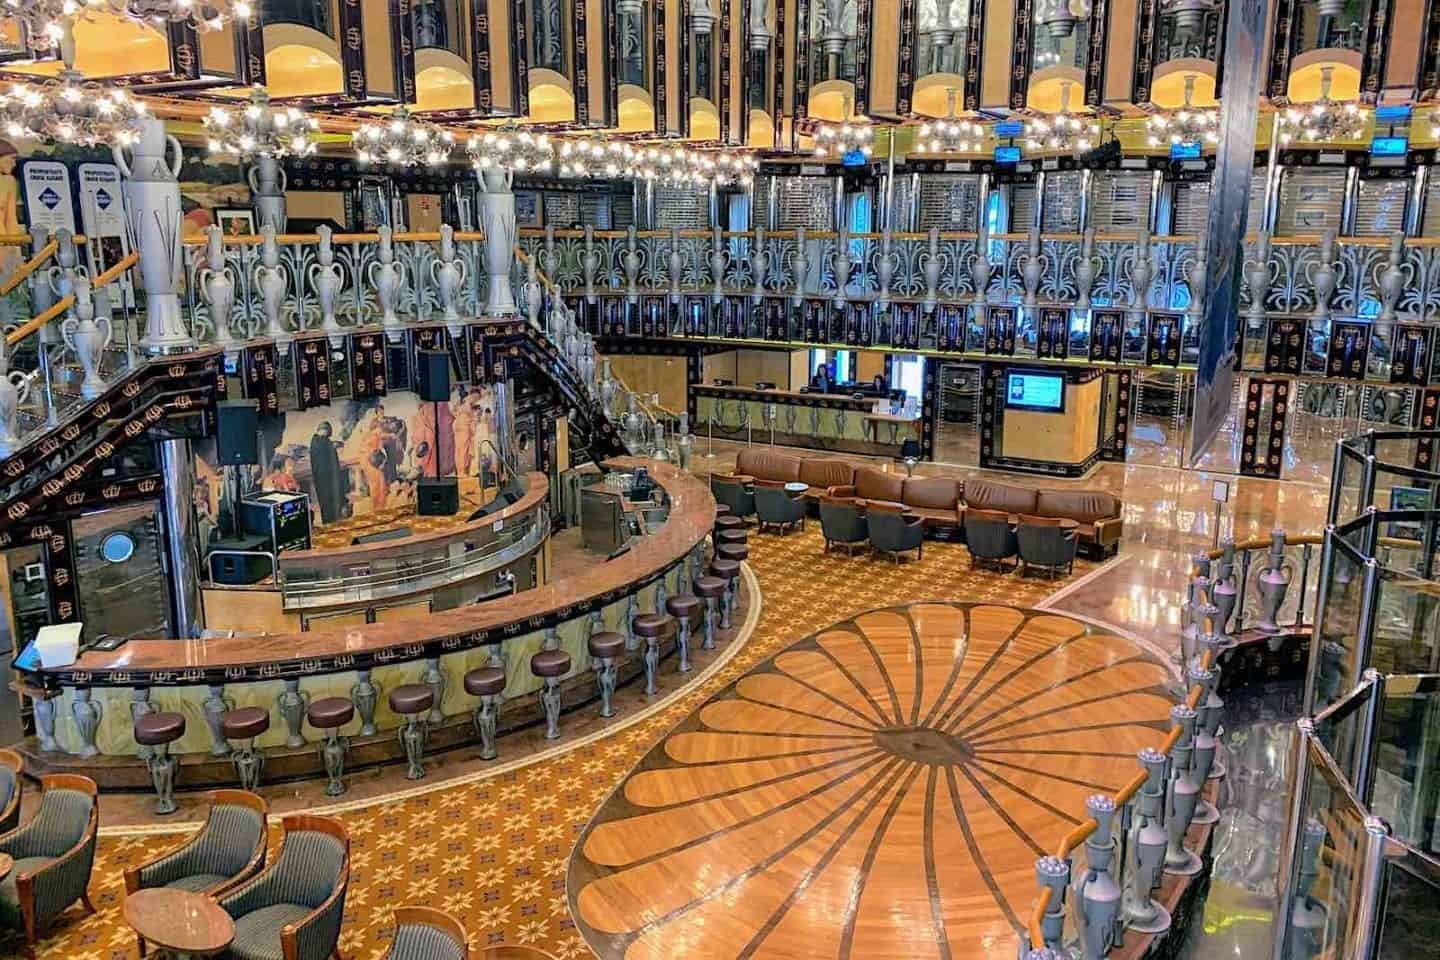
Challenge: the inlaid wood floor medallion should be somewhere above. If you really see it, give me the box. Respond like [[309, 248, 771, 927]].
[[568, 602, 1173, 959]]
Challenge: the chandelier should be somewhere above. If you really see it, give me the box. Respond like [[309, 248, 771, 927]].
[[465, 126, 554, 175], [1276, 66, 1366, 145], [916, 87, 982, 154], [7, 0, 252, 49], [1023, 81, 1099, 154], [352, 106, 455, 167], [203, 86, 318, 158], [557, 138, 757, 187], [0, 70, 147, 145], [1145, 74, 1218, 148], [810, 95, 873, 159]]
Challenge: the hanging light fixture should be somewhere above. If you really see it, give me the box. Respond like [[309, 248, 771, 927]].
[[810, 94, 873, 159], [1145, 73, 1218, 148], [556, 137, 757, 186], [352, 105, 455, 167], [748, 0, 770, 49], [1037, 0, 1080, 40], [916, 87, 983, 154], [687, 0, 715, 34], [5, 0, 252, 49], [203, 86, 319, 159], [1276, 65, 1365, 145], [1023, 81, 1099, 154], [0, 70, 147, 145], [1163, 0, 1213, 41], [465, 126, 555, 175]]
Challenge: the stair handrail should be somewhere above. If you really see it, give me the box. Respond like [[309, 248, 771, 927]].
[[0, 234, 66, 299], [5, 250, 137, 347]]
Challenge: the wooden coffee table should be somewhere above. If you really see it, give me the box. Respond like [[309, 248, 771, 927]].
[[124, 888, 235, 959]]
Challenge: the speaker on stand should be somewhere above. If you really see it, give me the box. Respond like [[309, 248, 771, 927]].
[[215, 400, 260, 538], [416, 349, 459, 516]]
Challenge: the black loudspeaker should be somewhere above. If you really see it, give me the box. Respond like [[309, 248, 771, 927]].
[[417, 477, 460, 516], [417, 349, 451, 402], [207, 535, 271, 584], [215, 400, 260, 466]]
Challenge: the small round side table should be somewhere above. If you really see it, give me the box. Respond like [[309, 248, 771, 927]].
[[123, 887, 235, 959]]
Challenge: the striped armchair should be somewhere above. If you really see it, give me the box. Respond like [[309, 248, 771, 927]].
[[219, 814, 350, 960], [387, 906, 469, 960], [0, 748, 22, 836], [0, 774, 98, 960]]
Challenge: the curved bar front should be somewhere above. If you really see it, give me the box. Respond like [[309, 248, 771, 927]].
[[18, 460, 716, 784]]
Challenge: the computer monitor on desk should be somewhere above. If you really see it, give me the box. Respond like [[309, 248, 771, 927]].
[[581, 487, 630, 555]]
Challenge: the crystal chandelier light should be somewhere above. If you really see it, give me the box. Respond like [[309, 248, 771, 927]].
[[465, 126, 554, 175], [203, 86, 319, 158], [810, 95, 873, 159], [0, 70, 147, 145], [352, 106, 455, 167], [1145, 74, 1218, 148], [916, 87, 982, 154], [6, 0, 252, 49], [1023, 81, 1099, 154], [1276, 66, 1365, 145], [557, 138, 757, 187]]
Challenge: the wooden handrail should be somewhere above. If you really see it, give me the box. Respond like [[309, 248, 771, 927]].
[[1026, 534, 1319, 950], [5, 251, 138, 347], [0, 238, 57, 298]]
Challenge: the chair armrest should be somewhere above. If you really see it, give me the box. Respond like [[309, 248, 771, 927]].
[[827, 485, 857, 499], [126, 827, 208, 895], [220, 865, 279, 919], [1095, 516, 1123, 545], [903, 514, 924, 528], [281, 876, 348, 960], [19, 816, 96, 927]]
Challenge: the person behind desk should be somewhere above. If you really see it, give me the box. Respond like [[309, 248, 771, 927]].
[[811, 365, 831, 394]]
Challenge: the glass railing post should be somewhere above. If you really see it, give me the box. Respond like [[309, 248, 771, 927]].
[[1344, 817, 1393, 960], [1328, 440, 1347, 526], [1271, 719, 1316, 960], [1302, 530, 1336, 714], [1354, 559, 1382, 676], [1353, 669, 1385, 805]]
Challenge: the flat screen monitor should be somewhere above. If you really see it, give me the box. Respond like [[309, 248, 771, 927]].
[[1371, 136, 1407, 157], [841, 149, 868, 167], [1375, 104, 1412, 124], [1169, 141, 1201, 160], [996, 120, 1023, 138], [1005, 371, 1065, 412], [994, 145, 1021, 164]]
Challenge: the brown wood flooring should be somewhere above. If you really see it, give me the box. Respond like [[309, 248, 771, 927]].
[[569, 601, 1173, 959]]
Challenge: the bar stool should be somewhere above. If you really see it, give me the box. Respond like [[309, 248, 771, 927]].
[[693, 575, 726, 650], [464, 665, 506, 760], [221, 706, 269, 791], [388, 684, 434, 780], [588, 631, 625, 716], [666, 594, 703, 672], [530, 649, 572, 740], [709, 558, 742, 629], [717, 527, 748, 547], [714, 515, 746, 547], [134, 712, 185, 816], [713, 503, 731, 534], [633, 613, 675, 696], [717, 542, 748, 563], [306, 697, 354, 797]]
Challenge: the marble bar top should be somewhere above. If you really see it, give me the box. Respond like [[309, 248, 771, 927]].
[[33, 459, 712, 687]]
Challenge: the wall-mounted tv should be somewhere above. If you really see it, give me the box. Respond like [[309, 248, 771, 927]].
[[1005, 371, 1065, 412], [994, 145, 1021, 165], [1371, 136, 1408, 157]]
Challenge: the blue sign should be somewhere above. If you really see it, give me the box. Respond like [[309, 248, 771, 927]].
[[996, 120, 1024, 138], [1375, 104, 1412, 124], [1169, 141, 1202, 160], [994, 145, 1021, 164], [38, 187, 59, 209], [95, 188, 111, 210], [1371, 136, 1408, 157], [841, 149, 867, 167]]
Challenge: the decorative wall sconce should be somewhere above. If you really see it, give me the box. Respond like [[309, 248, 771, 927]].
[[203, 86, 319, 159], [352, 106, 456, 168]]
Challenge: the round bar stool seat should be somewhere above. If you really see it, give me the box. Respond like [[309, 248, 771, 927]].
[[709, 558, 741, 581], [715, 503, 731, 518], [134, 712, 185, 746], [464, 667, 506, 697], [667, 595, 703, 674], [220, 707, 268, 741], [531, 650, 572, 677], [465, 666, 506, 761], [221, 707, 269, 792], [135, 712, 185, 816], [588, 631, 626, 659], [717, 543, 748, 563], [307, 697, 354, 797], [714, 515, 746, 538], [693, 576, 726, 599], [532, 649, 572, 740], [717, 529, 748, 549], [633, 613, 674, 696], [389, 684, 434, 781]]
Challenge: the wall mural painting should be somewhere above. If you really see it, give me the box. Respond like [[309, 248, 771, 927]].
[[193, 384, 500, 548]]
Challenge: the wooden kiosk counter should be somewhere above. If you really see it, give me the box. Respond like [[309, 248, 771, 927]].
[[15, 460, 715, 788]]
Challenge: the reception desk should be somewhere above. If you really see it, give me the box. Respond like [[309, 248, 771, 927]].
[[693, 385, 919, 456], [15, 459, 715, 788]]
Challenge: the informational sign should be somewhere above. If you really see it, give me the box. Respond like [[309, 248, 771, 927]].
[[77, 163, 136, 308], [20, 160, 77, 236]]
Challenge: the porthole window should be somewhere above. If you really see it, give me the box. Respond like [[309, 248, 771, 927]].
[[99, 532, 136, 564]]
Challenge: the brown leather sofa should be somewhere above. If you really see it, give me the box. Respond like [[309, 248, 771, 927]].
[[964, 479, 1122, 556], [726, 450, 855, 502], [827, 468, 962, 528]]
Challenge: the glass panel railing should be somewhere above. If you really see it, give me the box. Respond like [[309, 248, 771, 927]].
[[1315, 682, 1375, 793], [1370, 675, 1440, 855], [1377, 852, 1440, 960], [1367, 572, 1440, 677], [1330, 439, 1371, 527], [1313, 536, 1377, 710]]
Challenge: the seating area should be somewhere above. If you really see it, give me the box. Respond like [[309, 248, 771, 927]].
[[715, 448, 1120, 569]]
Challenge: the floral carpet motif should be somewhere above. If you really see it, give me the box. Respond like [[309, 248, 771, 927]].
[[7, 526, 1097, 959]]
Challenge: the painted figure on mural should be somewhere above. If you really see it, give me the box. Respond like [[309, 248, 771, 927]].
[[308, 420, 345, 524], [263, 454, 300, 493], [344, 406, 393, 512]]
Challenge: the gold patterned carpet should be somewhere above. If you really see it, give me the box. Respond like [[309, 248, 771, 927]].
[[6, 526, 1100, 959]]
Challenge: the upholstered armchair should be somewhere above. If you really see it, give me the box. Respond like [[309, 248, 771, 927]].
[[219, 814, 350, 960], [819, 497, 868, 555], [0, 774, 98, 960], [867, 504, 924, 563], [1016, 516, 1078, 579], [754, 482, 806, 534], [964, 509, 1019, 572], [387, 906, 469, 960], [710, 475, 755, 520], [0, 748, 22, 836], [125, 789, 268, 947]]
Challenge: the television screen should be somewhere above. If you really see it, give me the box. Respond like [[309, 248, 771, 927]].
[[996, 120, 1024, 138], [1169, 141, 1201, 160], [1371, 136, 1407, 157], [1375, 104, 1412, 124], [1005, 371, 1065, 412], [841, 149, 868, 167], [994, 145, 1021, 164]]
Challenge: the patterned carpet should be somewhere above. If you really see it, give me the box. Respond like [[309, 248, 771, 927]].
[[7, 526, 1098, 959]]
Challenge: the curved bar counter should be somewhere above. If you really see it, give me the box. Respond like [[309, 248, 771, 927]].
[[15, 460, 715, 788]]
